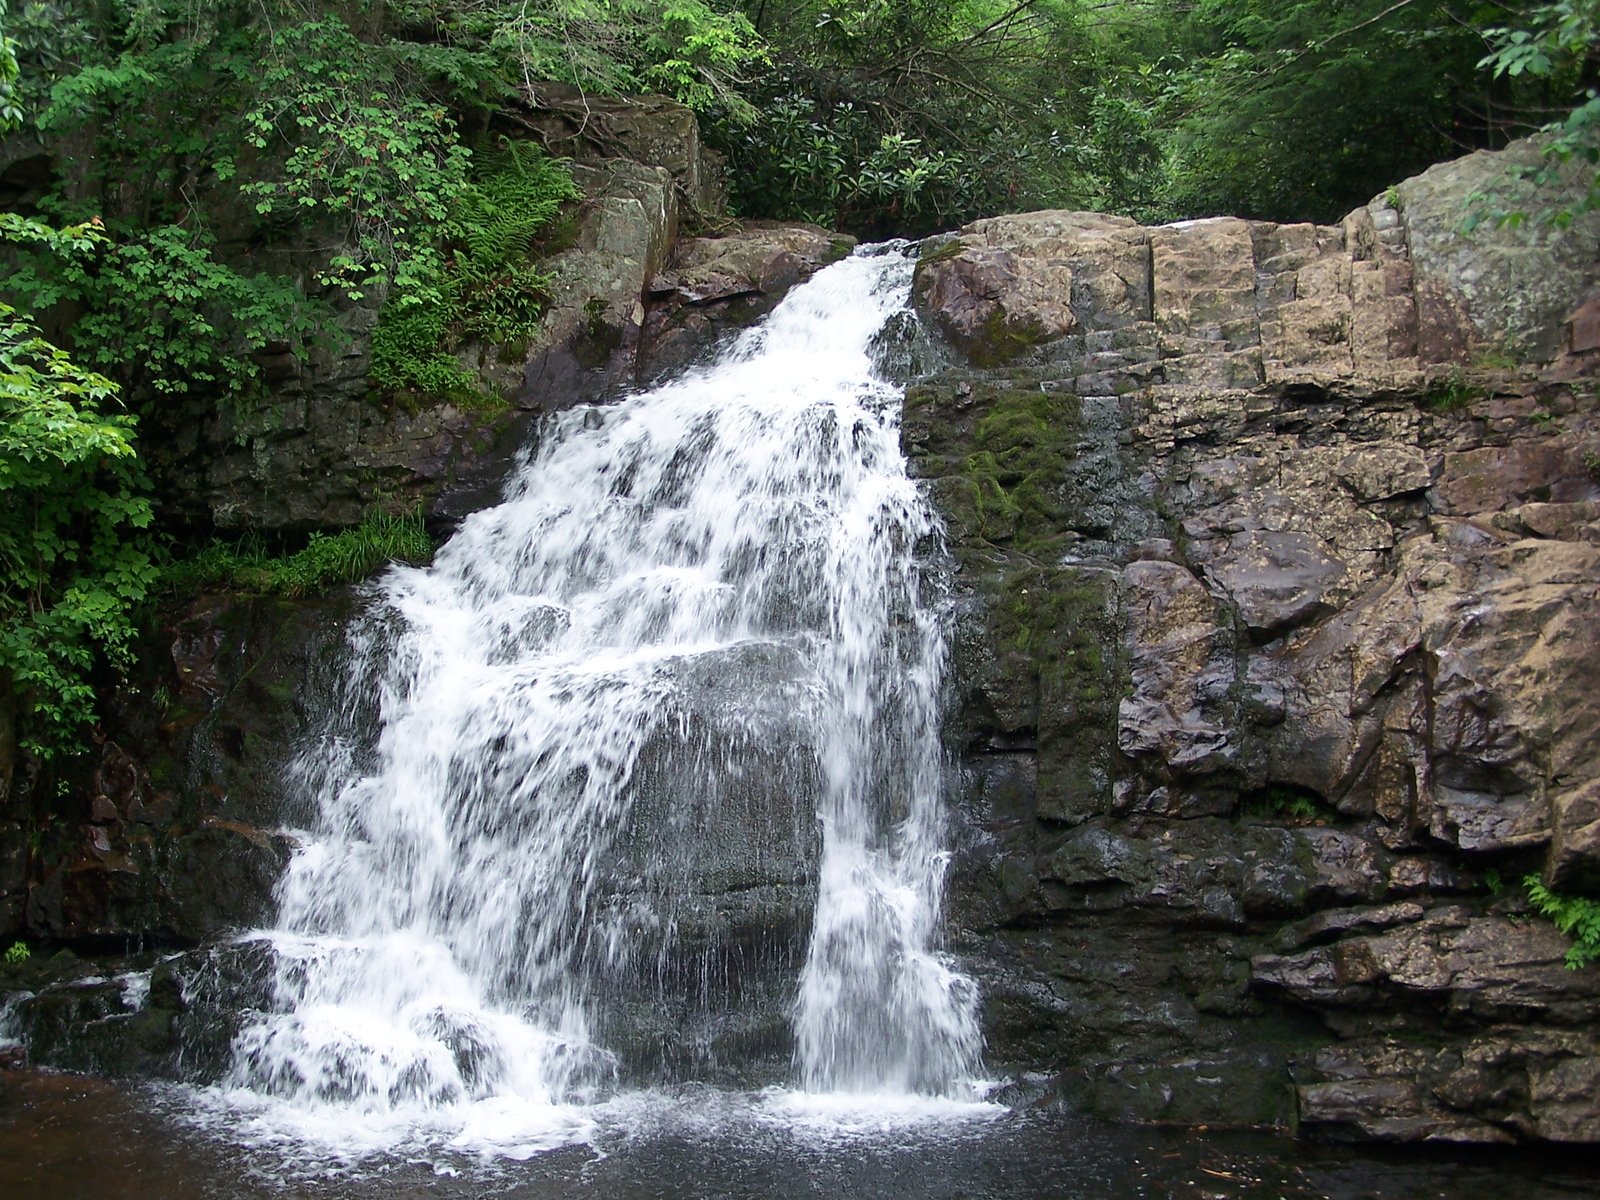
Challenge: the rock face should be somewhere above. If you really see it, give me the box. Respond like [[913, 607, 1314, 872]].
[[912, 137, 1600, 1143], [157, 90, 841, 532], [1, 595, 354, 949]]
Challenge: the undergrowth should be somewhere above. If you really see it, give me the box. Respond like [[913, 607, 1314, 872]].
[[167, 508, 432, 597], [369, 141, 579, 401], [1241, 783, 1337, 823], [1524, 874, 1600, 970], [1419, 367, 1480, 412]]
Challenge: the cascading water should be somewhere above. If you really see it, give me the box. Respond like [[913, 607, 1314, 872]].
[[221, 243, 983, 1151]]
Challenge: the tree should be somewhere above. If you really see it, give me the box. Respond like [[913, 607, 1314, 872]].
[[1477, 0, 1600, 224]]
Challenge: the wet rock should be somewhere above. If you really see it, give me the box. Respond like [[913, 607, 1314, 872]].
[[920, 135, 1600, 1143], [1297, 1029, 1600, 1143], [1117, 560, 1238, 799], [1198, 530, 1347, 638], [1252, 910, 1600, 1022], [912, 212, 1149, 365], [14, 593, 351, 948], [508, 83, 727, 216], [643, 223, 854, 377]]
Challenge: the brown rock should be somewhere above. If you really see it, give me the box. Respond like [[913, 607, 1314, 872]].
[[1199, 529, 1347, 637]]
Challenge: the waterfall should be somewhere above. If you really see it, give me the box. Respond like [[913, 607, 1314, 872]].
[[222, 243, 982, 1149]]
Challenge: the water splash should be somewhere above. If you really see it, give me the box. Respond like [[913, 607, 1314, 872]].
[[222, 243, 981, 1151]]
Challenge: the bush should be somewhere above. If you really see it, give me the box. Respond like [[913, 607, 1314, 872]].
[[0, 294, 156, 760]]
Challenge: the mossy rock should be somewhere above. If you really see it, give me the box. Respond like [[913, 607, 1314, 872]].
[[907, 372, 1083, 557], [1012, 568, 1125, 824]]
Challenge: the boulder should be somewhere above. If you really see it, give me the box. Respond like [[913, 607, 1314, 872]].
[[1395, 138, 1600, 359], [643, 222, 855, 377]]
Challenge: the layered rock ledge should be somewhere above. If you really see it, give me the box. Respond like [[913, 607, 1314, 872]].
[[912, 138, 1600, 1142]]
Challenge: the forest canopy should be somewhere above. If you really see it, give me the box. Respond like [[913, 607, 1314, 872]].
[[0, 0, 1596, 762]]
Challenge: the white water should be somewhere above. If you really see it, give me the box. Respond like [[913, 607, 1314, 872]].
[[220, 244, 983, 1154]]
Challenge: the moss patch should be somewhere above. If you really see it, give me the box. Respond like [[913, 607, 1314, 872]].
[[984, 565, 1126, 824], [965, 306, 1051, 368], [912, 377, 1079, 556]]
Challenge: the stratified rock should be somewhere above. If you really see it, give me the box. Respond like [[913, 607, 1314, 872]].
[[917, 134, 1600, 1143], [912, 212, 1146, 365]]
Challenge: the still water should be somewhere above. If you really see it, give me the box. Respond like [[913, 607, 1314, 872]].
[[4, 1069, 1595, 1200]]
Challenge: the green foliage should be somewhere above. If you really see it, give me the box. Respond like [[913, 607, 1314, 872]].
[[7, 5, 590, 412], [231, 17, 478, 304], [1242, 783, 1335, 823], [469, 0, 765, 116], [0, 298, 156, 760], [3, 940, 28, 965], [726, 91, 970, 228], [167, 508, 433, 598], [1134, 0, 1493, 223], [720, 0, 1104, 232], [370, 306, 479, 398], [5, 223, 319, 400], [0, 0, 21, 131], [1473, 1, 1600, 228], [369, 141, 578, 399], [1524, 873, 1600, 969], [1420, 367, 1480, 412]]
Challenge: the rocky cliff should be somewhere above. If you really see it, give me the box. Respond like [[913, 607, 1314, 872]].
[[911, 137, 1600, 1142], [147, 84, 849, 532]]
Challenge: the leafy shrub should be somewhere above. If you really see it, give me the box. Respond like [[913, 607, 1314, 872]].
[[1419, 368, 1480, 412], [475, 0, 764, 117], [1524, 874, 1600, 970], [0, 296, 155, 760], [1474, 0, 1600, 228], [369, 140, 578, 399], [229, 17, 478, 304], [4, 223, 317, 400]]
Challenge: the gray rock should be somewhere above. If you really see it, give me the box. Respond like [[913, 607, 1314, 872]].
[[1397, 138, 1600, 359]]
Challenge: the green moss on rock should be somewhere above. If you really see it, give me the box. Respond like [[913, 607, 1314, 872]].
[[978, 565, 1126, 824]]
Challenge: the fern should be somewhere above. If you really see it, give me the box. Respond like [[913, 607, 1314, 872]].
[[448, 142, 578, 279], [1524, 874, 1600, 969], [370, 140, 577, 398]]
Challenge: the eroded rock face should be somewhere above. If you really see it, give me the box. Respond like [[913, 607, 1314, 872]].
[[643, 222, 855, 378], [914, 137, 1600, 1143], [2, 595, 355, 948]]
